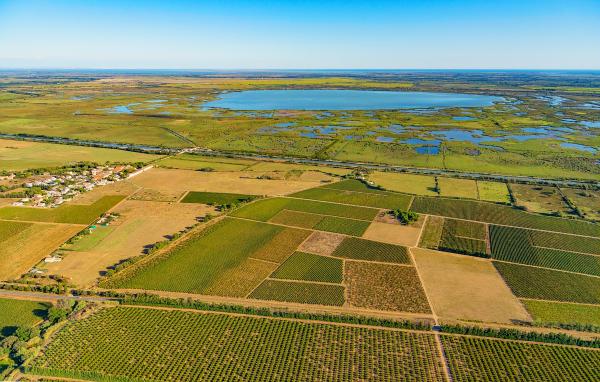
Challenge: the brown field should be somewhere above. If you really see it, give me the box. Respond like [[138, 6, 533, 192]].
[[411, 248, 531, 324], [127, 168, 331, 200], [246, 161, 351, 175], [368, 171, 438, 196], [45, 200, 214, 287], [249, 226, 312, 263], [344, 261, 431, 313], [0, 222, 82, 280], [362, 214, 425, 247], [298, 231, 346, 255]]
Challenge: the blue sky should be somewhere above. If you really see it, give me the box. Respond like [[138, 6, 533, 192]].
[[0, 0, 599, 69]]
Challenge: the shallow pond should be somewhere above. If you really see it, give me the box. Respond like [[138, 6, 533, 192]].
[[561, 143, 597, 153], [202, 90, 504, 110]]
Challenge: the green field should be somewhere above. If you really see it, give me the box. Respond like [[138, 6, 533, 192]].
[[477, 181, 511, 203], [523, 300, 600, 327], [231, 197, 378, 221], [181, 191, 256, 205], [0, 220, 33, 242], [157, 154, 254, 171], [494, 262, 600, 304], [102, 218, 283, 295], [313, 216, 370, 236], [411, 197, 600, 236], [249, 279, 346, 306], [65, 225, 114, 251], [0, 298, 49, 337], [0, 195, 125, 225], [490, 225, 600, 276], [368, 172, 439, 196], [0, 139, 161, 171], [332, 237, 411, 264], [30, 306, 445, 382], [269, 209, 324, 228], [442, 335, 600, 382], [438, 219, 487, 257], [438, 178, 479, 199], [271, 252, 343, 283], [291, 185, 412, 210]]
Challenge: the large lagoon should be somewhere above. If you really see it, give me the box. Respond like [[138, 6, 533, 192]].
[[202, 89, 503, 110]]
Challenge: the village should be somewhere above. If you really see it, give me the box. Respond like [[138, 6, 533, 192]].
[[10, 164, 135, 208]]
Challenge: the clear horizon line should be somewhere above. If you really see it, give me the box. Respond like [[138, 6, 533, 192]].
[[1, 67, 600, 72]]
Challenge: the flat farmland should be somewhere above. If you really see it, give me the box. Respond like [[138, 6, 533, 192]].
[[362, 217, 424, 247], [561, 187, 600, 221], [438, 177, 478, 199], [332, 237, 411, 264], [0, 222, 81, 280], [442, 335, 600, 382], [101, 218, 285, 296], [45, 200, 215, 287], [249, 279, 346, 306], [157, 154, 256, 171], [345, 261, 431, 313], [368, 171, 438, 196], [181, 191, 255, 205], [0, 138, 161, 171], [298, 231, 345, 255], [438, 219, 488, 257], [127, 168, 331, 201], [412, 248, 530, 323], [494, 262, 600, 304], [410, 197, 600, 236], [291, 186, 413, 210], [271, 251, 343, 283], [0, 195, 125, 225], [231, 197, 378, 221], [477, 180, 510, 203], [30, 306, 445, 382], [512, 184, 575, 216], [0, 298, 49, 337], [419, 215, 444, 249], [312, 216, 371, 236], [522, 300, 600, 327]]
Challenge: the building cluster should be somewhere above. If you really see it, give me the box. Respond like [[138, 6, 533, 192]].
[[12, 165, 131, 208]]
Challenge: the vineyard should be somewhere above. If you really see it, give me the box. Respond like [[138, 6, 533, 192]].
[[31, 306, 446, 382], [102, 218, 285, 295], [490, 225, 600, 276], [418, 216, 444, 249], [269, 210, 323, 228], [0, 298, 48, 337], [290, 186, 413, 210], [231, 197, 378, 221], [271, 252, 343, 283], [438, 219, 488, 257], [523, 300, 600, 327], [312, 216, 370, 236], [345, 262, 431, 313], [249, 279, 346, 306], [494, 262, 600, 304], [410, 197, 600, 236], [332, 237, 411, 263], [441, 335, 600, 381]]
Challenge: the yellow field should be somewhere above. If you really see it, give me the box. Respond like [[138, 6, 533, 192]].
[[127, 167, 333, 200], [438, 177, 479, 199], [368, 172, 438, 196], [411, 248, 531, 324], [0, 222, 82, 280]]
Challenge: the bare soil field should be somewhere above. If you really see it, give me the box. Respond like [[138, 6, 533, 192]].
[[45, 200, 214, 287], [363, 214, 425, 247], [0, 223, 82, 280], [411, 248, 531, 324], [127, 168, 331, 200], [68, 180, 139, 204], [298, 231, 346, 255]]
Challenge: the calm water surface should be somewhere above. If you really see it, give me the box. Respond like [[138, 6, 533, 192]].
[[202, 90, 504, 110]]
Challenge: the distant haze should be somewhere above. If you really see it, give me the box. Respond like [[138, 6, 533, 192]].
[[0, 0, 599, 69]]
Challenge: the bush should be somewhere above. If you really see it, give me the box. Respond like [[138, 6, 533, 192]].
[[391, 209, 419, 225]]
